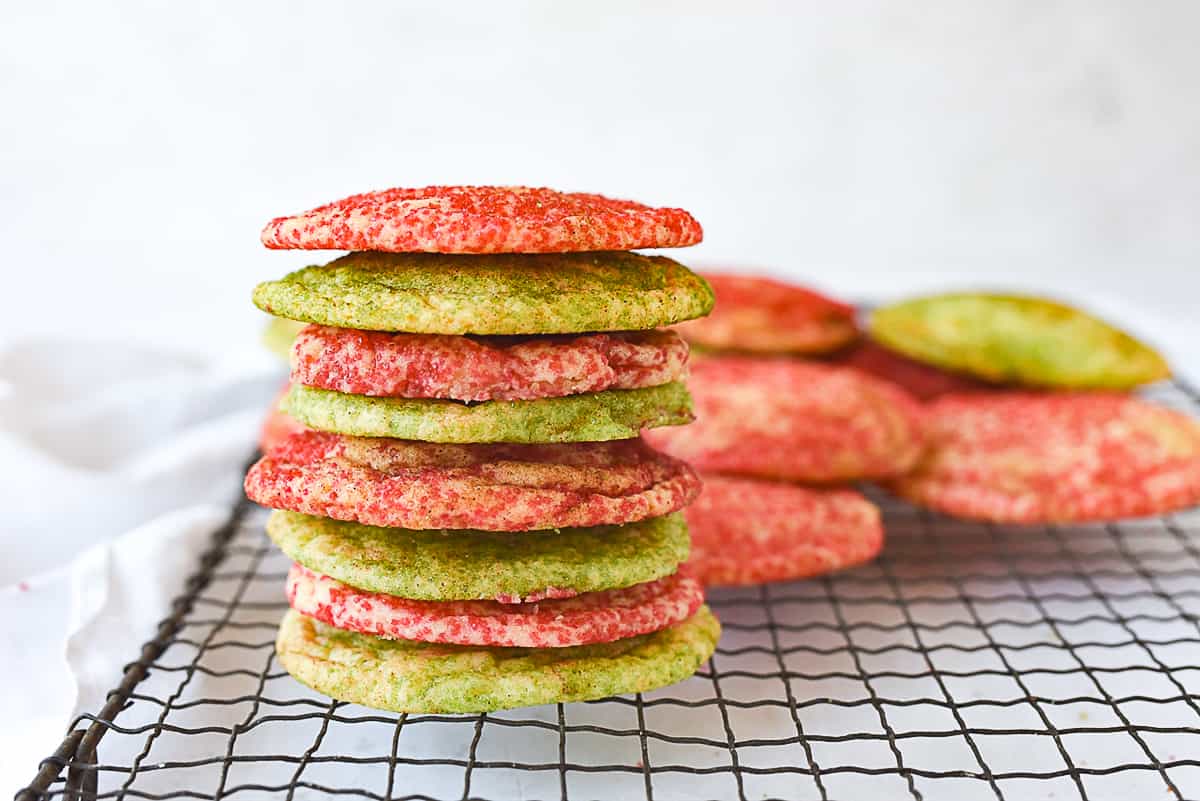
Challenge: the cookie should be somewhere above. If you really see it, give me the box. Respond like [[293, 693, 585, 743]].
[[258, 388, 307, 454], [291, 325, 688, 402], [644, 357, 925, 482], [287, 564, 704, 648], [275, 605, 719, 713], [684, 475, 882, 586], [833, 338, 993, 401], [870, 293, 1170, 390], [262, 316, 306, 362], [674, 273, 857, 354], [246, 430, 701, 531], [891, 392, 1200, 522], [283, 381, 692, 443], [253, 251, 713, 335], [265, 510, 690, 601], [260, 185, 703, 253]]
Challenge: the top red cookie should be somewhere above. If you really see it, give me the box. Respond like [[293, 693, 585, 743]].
[[261, 186, 703, 253]]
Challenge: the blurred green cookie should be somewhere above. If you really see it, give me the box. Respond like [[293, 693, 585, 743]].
[[262, 316, 306, 362], [252, 251, 714, 335], [282, 382, 692, 442], [275, 605, 719, 713], [265, 510, 690, 601], [870, 293, 1169, 390]]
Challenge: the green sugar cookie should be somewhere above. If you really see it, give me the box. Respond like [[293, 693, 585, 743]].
[[282, 382, 693, 442], [870, 293, 1170, 390], [265, 510, 690, 601], [252, 251, 714, 335], [275, 605, 720, 713]]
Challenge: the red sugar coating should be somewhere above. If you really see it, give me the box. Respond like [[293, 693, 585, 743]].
[[890, 392, 1200, 523], [685, 475, 883, 586], [291, 325, 688, 401], [261, 186, 703, 253], [674, 273, 858, 354], [644, 357, 926, 482], [245, 430, 702, 531], [287, 564, 704, 648], [832, 339, 993, 401]]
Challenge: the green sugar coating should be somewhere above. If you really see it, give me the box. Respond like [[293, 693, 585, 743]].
[[275, 606, 720, 713], [265, 510, 691, 600], [283, 382, 693, 442], [252, 251, 714, 335], [870, 293, 1171, 390]]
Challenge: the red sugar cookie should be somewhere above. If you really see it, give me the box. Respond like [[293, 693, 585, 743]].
[[674, 273, 858, 354], [291, 325, 688, 401], [644, 357, 925, 482], [261, 186, 703, 253], [833, 339, 992, 401], [287, 564, 704, 648], [684, 475, 883, 586], [891, 392, 1200, 522], [246, 430, 701, 531]]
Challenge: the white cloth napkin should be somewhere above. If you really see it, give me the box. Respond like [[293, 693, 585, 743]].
[[0, 337, 280, 794]]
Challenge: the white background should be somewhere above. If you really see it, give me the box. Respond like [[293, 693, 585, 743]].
[[3, 1, 1198, 369]]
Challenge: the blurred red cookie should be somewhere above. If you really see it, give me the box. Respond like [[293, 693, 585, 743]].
[[246, 430, 701, 531], [291, 325, 688, 401], [684, 475, 883, 586], [832, 338, 992, 401], [261, 185, 703, 253], [288, 564, 704, 648], [259, 385, 307, 453], [644, 357, 925, 482], [674, 273, 857, 354], [891, 392, 1200, 522]]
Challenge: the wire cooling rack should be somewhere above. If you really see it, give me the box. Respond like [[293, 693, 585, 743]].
[[17, 377, 1200, 801]]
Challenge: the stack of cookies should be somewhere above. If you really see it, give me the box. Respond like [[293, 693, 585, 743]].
[[648, 274, 926, 585], [245, 186, 720, 713]]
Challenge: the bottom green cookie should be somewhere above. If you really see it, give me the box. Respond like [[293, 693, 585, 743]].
[[275, 606, 720, 713], [283, 381, 693, 442]]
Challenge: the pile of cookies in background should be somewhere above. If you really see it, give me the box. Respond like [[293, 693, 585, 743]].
[[863, 294, 1198, 522], [653, 273, 1200, 589], [246, 186, 724, 713]]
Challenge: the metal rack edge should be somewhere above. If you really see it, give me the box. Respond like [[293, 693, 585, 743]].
[[15, 455, 262, 801]]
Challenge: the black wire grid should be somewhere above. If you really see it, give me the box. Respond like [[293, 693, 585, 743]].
[[16, 378, 1200, 801]]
